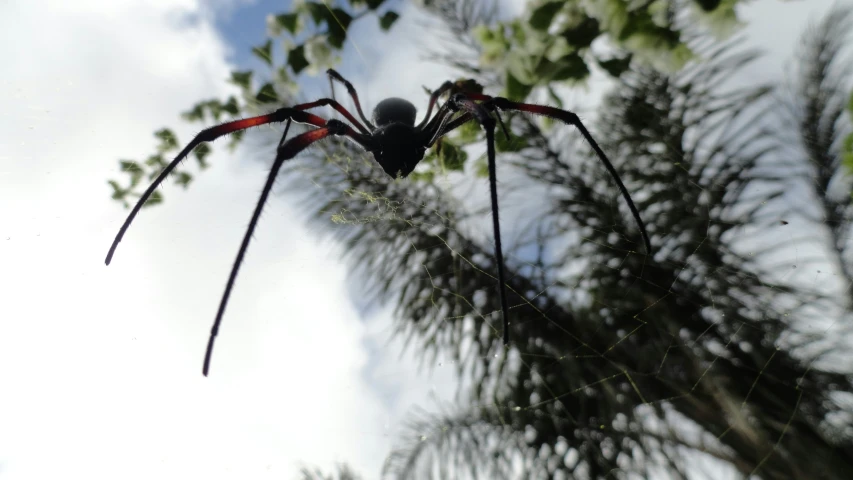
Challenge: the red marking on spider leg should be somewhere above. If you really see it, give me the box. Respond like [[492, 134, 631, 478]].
[[461, 92, 492, 102], [492, 98, 652, 254], [501, 102, 566, 119], [207, 114, 279, 137], [205, 110, 329, 140], [327, 69, 374, 128], [204, 123, 352, 375], [287, 110, 331, 128], [277, 126, 337, 159], [418, 81, 455, 129], [489, 100, 582, 126], [105, 112, 297, 266]]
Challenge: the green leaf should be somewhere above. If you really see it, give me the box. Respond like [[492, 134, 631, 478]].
[[408, 170, 435, 183], [537, 53, 590, 82], [144, 154, 166, 175], [561, 17, 599, 48], [597, 54, 633, 78], [438, 141, 467, 172], [474, 24, 508, 65], [505, 71, 533, 100], [251, 39, 273, 66], [154, 128, 179, 152], [287, 44, 309, 73], [496, 129, 526, 152], [255, 82, 278, 103], [119, 160, 140, 171], [695, 0, 722, 11], [455, 120, 482, 144], [379, 11, 399, 31], [545, 85, 563, 109], [844, 146, 853, 180], [275, 13, 300, 34], [228, 130, 245, 150], [174, 171, 193, 188], [422, 149, 437, 165], [303, 2, 328, 25], [842, 131, 853, 175], [229, 70, 253, 90], [326, 8, 353, 49], [275, 66, 291, 85], [107, 180, 128, 203], [194, 143, 211, 169], [474, 157, 490, 178], [202, 99, 223, 121], [506, 50, 535, 85], [181, 103, 205, 122], [144, 190, 163, 208], [544, 36, 575, 62], [305, 36, 333, 67], [222, 96, 240, 116], [529, 0, 563, 31]]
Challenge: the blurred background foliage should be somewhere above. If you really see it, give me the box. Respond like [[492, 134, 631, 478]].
[[108, 0, 853, 478]]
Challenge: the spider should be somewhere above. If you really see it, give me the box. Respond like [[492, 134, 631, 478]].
[[105, 68, 651, 376]]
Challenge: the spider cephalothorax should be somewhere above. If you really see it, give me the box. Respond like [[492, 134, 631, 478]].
[[106, 68, 651, 376]]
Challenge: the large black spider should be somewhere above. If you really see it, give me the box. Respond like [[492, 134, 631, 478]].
[[106, 69, 651, 376]]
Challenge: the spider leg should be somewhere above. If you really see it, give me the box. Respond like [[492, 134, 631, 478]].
[[203, 119, 369, 376], [442, 95, 512, 346], [423, 104, 467, 146], [424, 108, 509, 149], [292, 98, 372, 135], [105, 110, 340, 266], [420, 85, 509, 140], [476, 96, 652, 254], [417, 80, 454, 130], [326, 69, 375, 131]]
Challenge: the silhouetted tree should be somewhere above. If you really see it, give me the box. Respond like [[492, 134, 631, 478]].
[[289, 5, 853, 480]]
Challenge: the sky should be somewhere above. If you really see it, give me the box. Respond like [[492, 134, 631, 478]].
[[0, 0, 850, 479]]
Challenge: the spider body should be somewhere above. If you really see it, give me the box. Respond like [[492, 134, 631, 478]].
[[106, 69, 651, 376], [366, 98, 427, 178], [370, 122, 426, 178]]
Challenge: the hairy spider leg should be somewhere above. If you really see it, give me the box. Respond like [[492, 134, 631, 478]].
[[106, 110, 298, 265], [421, 91, 509, 145], [421, 90, 651, 345], [326, 69, 375, 131], [469, 94, 652, 255], [429, 95, 512, 346], [203, 118, 370, 376], [416, 80, 454, 130], [295, 98, 372, 135], [106, 102, 370, 266]]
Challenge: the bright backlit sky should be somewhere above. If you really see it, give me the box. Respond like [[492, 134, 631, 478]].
[[0, 0, 849, 478]]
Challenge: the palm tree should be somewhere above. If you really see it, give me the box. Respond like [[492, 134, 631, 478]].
[[284, 6, 853, 479]]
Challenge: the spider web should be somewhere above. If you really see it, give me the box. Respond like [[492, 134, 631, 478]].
[[261, 19, 853, 479]]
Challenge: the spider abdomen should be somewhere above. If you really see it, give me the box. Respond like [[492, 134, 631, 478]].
[[372, 122, 426, 178]]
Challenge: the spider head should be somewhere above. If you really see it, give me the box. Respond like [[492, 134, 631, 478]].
[[372, 98, 417, 127]]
